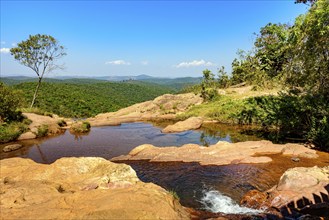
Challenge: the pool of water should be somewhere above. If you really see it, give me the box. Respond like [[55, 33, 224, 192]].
[[1, 122, 328, 215], [0, 122, 260, 163]]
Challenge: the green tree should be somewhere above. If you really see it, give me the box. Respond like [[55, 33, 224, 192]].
[[10, 34, 66, 108], [217, 66, 230, 88], [254, 23, 290, 79], [285, 0, 329, 97], [0, 82, 23, 123], [201, 69, 217, 100]]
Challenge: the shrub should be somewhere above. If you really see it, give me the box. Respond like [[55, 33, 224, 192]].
[[36, 125, 49, 137], [0, 122, 29, 143], [0, 82, 24, 123], [70, 121, 91, 133]]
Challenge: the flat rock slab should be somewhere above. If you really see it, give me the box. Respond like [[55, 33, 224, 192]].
[[2, 144, 23, 152], [112, 140, 319, 166], [0, 157, 189, 220], [162, 117, 203, 133], [17, 131, 36, 140]]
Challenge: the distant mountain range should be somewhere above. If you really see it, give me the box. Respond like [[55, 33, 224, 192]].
[[1, 74, 202, 91]]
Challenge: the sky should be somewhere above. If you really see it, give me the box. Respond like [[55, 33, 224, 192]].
[[0, 0, 309, 78]]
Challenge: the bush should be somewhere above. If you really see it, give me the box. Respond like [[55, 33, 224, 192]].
[[36, 125, 49, 137], [70, 121, 91, 133], [0, 121, 29, 143]]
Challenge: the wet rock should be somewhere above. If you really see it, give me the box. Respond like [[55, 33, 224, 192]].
[[162, 117, 203, 133], [2, 144, 23, 152], [0, 157, 189, 219], [17, 131, 37, 140], [241, 166, 329, 218], [112, 140, 319, 166], [291, 157, 300, 162]]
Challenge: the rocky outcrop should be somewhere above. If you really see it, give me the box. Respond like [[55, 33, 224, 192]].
[[88, 93, 203, 126], [2, 144, 23, 152], [0, 157, 189, 219], [162, 117, 203, 133], [112, 140, 318, 166], [17, 113, 64, 140], [240, 166, 329, 218]]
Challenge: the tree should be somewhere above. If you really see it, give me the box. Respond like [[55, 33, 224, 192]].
[[285, 0, 329, 96], [201, 69, 217, 100], [0, 82, 23, 123], [10, 34, 66, 107], [217, 66, 230, 88]]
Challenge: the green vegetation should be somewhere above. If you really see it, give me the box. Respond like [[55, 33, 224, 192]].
[[10, 34, 66, 107], [187, 0, 328, 150], [36, 125, 49, 137], [70, 121, 91, 133], [0, 83, 30, 143], [8, 81, 173, 118]]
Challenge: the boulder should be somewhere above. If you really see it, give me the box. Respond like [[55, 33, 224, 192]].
[[0, 157, 189, 220], [2, 144, 23, 152], [112, 140, 319, 166], [17, 131, 37, 140], [241, 166, 329, 218], [162, 117, 203, 133], [23, 113, 63, 136]]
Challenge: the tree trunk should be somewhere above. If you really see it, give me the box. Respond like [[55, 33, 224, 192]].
[[30, 77, 42, 108]]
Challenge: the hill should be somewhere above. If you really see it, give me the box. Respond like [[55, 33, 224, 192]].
[[1, 75, 202, 91], [9, 81, 174, 118]]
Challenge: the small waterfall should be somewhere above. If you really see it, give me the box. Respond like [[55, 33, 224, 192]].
[[200, 190, 262, 215]]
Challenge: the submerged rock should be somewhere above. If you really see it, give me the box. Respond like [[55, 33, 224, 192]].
[[112, 140, 319, 166], [2, 144, 23, 152], [240, 166, 329, 218], [162, 117, 203, 133], [0, 157, 189, 219]]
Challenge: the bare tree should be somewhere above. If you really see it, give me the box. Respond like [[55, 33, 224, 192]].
[[10, 34, 66, 107]]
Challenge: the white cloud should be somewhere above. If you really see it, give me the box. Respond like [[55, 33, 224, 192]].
[[0, 48, 10, 54], [141, 60, 149, 65], [105, 60, 131, 65], [175, 59, 215, 68]]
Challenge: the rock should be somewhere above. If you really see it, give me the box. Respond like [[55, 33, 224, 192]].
[[69, 121, 91, 133], [88, 93, 203, 126], [2, 144, 23, 152], [291, 157, 300, 162], [23, 113, 63, 136], [241, 166, 329, 218], [162, 117, 203, 133], [112, 140, 319, 166], [17, 131, 37, 140], [0, 157, 189, 220]]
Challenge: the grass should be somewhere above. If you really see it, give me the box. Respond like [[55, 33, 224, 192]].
[[0, 119, 31, 143], [168, 190, 180, 201]]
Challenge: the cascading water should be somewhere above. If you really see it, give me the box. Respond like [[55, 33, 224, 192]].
[[200, 190, 263, 215]]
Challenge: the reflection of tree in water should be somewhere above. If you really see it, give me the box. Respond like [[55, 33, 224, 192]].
[[69, 130, 90, 141], [36, 144, 48, 163]]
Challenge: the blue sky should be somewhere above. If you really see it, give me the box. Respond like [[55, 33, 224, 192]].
[[1, 0, 309, 78]]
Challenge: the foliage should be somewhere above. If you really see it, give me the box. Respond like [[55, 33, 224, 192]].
[[70, 121, 91, 133], [0, 119, 30, 143], [10, 81, 172, 118], [57, 119, 67, 127], [217, 66, 230, 88], [0, 82, 24, 123], [284, 0, 329, 98], [36, 125, 49, 137], [10, 34, 66, 107], [201, 69, 218, 101]]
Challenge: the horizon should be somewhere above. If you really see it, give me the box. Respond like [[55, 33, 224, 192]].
[[0, 1, 309, 78]]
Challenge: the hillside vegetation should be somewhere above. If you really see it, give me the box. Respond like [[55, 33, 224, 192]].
[[10, 81, 173, 118]]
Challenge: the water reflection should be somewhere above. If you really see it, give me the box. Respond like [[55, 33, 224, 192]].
[[0, 122, 260, 164]]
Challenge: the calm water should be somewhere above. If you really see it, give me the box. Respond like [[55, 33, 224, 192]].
[[0, 122, 260, 163], [1, 122, 328, 214]]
